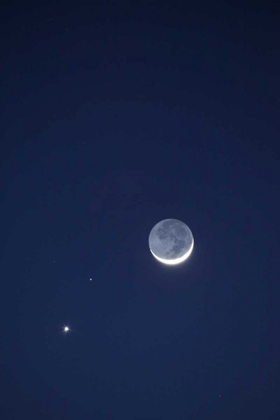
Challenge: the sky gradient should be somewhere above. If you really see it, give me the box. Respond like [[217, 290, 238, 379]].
[[1, 1, 280, 419]]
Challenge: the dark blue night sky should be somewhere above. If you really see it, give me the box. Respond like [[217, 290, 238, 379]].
[[1, 1, 280, 418]]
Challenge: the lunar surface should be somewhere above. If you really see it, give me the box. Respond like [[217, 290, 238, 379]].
[[148, 219, 194, 265]]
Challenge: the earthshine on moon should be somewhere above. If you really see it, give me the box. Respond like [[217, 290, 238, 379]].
[[148, 219, 194, 265]]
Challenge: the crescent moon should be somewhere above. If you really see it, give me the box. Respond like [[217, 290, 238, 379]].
[[148, 219, 194, 265]]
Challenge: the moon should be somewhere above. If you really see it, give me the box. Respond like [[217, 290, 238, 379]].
[[148, 219, 194, 265]]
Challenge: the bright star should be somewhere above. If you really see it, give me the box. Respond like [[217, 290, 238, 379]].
[[63, 326, 70, 333]]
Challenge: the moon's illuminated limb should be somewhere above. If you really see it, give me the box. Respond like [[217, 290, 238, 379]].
[[150, 238, 194, 265]]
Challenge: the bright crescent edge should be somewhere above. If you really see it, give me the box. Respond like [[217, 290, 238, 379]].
[[150, 239, 194, 265]]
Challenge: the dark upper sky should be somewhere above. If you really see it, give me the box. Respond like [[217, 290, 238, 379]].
[[1, 1, 280, 419]]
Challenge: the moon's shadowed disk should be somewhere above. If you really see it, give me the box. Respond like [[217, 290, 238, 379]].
[[148, 219, 194, 265]]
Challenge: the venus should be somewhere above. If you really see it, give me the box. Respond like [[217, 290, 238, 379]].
[[148, 219, 194, 265]]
